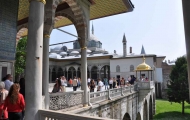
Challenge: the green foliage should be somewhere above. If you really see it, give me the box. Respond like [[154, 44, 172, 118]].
[[15, 37, 27, 77], [167, 56, 189, 113]]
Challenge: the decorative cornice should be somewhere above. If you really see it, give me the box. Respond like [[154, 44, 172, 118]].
[[44, 34, 50, 38], [29, 0, 46, 4]]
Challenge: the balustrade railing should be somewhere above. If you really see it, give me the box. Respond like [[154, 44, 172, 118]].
[[49, 91, 83, 110], [89, 90, 109, 104], [89, 85, 134, 104], [48, 81, 154, 110], [137, 81, 154, 90]]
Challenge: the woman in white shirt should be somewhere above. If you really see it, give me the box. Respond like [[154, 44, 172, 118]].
[[109, 78, 113, 89]]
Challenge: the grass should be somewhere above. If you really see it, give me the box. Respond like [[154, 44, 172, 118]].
[[153, 99, 190, 120]]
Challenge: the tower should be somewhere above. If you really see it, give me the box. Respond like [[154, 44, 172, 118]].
[[122, 33, 127, 57], [140, 45, 146, 54]]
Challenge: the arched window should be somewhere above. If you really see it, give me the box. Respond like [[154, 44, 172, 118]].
[[130, 65, 134, 72], [116, 65, 120, 72]]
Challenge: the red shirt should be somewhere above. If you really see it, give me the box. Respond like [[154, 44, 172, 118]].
[[3, 93, 25, 112]]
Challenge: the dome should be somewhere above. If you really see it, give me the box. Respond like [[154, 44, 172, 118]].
[[87, 49, 91, 53], [49, 54, 58, 58], [53, 45, 62, 51], [71, 51, 79, 54], [135, 57, 152, 71], [89, 34, 99, 41], [60, 52, 67, 56]]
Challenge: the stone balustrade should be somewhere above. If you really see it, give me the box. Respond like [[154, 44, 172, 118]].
[[49, 91, 83, 110], [89, 85, 136, 104], [48, 81, 154, 110], [137, 81, 154, 90]]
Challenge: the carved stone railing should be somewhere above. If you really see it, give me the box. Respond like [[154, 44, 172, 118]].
[[137, 81, 154, 90], [89, 85, 134, 104], [49, 91, 83, 110], [89, 91, 109, 104], [110, 87, 122, 98], [39, 109, 113, 120]]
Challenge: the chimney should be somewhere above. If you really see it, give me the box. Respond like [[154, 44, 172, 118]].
[[130, 47, 132, 53]]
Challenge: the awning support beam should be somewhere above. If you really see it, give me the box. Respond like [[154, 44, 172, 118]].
[[56, 28, 80, 39]]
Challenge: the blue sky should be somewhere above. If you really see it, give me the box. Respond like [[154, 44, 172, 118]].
[[50, 0, 186, 61]]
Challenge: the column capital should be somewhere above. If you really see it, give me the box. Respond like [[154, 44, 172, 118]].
[[81, 47, 87, 50], [44, 34, 50, 38], [29, 0, 46, 4]]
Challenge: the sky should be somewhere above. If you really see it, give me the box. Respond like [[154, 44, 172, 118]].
[[50, 0, 186, 61]]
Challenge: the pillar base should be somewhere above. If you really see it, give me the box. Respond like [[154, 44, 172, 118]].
[[83, 104, 88, 107]]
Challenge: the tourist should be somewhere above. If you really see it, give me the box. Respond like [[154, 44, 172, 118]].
[[61, 76, 67, 92], [120, 77, 125, 87], [113, 77, 117, 88], [109, 77, 113, 89], [87, 78, 91, 87], [89, 79, 96, 92], [3, 74, 13, 91], [3, 84, 25, 120], [69, 78, 73, 87], [116, 77, 120, 88], [0, 82, 8, 120], [72, 77, 78, 91], [104, 77, 109, 90], [78, 78, 81, 88], [52, 79, 63, 93], [97, 79, 104, 91]]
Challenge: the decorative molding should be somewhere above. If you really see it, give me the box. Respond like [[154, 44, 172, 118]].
[[44, 34, 50, 38], [29, 0, 46, 4], [81, 47, 87, 50]]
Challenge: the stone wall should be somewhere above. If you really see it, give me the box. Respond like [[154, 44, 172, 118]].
[[76, 93, 139, 120]]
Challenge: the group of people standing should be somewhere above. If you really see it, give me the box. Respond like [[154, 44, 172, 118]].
[[52, 76, 82, 93], [87, 76, 137, 92], [0, 74, 25, 120]]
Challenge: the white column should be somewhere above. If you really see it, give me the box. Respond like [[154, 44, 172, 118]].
[[25, 0, 45, 120], [81, 47, 88, 106], [42, 34, 50, 109], [182, 0, 190, 101]]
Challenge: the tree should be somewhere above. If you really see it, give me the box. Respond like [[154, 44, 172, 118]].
[[167, 56, 189, 114], [15, 37, 27, 80]]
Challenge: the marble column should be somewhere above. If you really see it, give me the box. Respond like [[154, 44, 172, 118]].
[[25, 0, 45, 120], [42, 34, 50, 109], [182, 0, 190, 100], [81, 47, 88, 106]]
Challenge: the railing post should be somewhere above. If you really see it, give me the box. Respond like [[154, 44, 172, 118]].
[[108, 89, 111, 100], [121, 87, 124, 96], [130, 85, 132, 93], [88, 91, 92, 106]]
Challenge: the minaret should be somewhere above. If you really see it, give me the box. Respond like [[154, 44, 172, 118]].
[[92, 22, 94, 34], [122, 33, 127, 57]]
